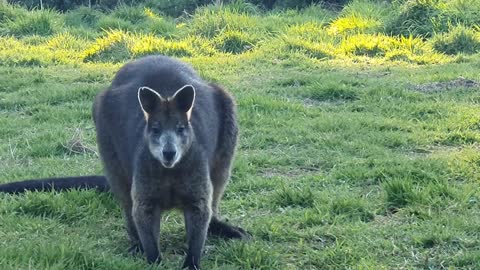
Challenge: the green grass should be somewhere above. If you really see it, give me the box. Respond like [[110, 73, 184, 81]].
[[0, 1, 480, 269], [432, 25, 480, 55], [3, 9, 57, 37], [65, 6, 103, 28]]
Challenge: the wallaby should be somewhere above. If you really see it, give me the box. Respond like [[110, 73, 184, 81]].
[[0, 55, 248, 269]]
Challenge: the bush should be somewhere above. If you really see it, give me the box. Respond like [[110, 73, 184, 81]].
[[8, 0, 83, 11], [432, 26, 480, 55], [443, 0, 480, 28], [96, 15, 134, 31], [111, 5, 147, 23], [214, 30, 255, 54], [340, 0, 391, 18], [263, 0, 349, 9], [95, 7, 176, 36], [327, 14, 380, 35], [4, 10, 56, 37], [66, 26, 100, 39], [190, 7, 259, 38], [272, 0, 318, 9], [328, 0, 393, 35], [0, 3, 25, 23], [65, 6, 103, 28], [385, 0, 449, 37], [145, 0, 210, 17], [7, 0, 138, 11], [137, 8, 176, 36], [7, 0, 351, 12]]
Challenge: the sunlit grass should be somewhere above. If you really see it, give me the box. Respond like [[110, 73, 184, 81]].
[[327, 14, 380, 35], [81, 30, 131, 63], [0, 36, 82, 66], [47, 32, 88, 51], [0, 2, 476, 66], [282, 36, 335, 60], [130, 34, 195, 57], [189, 7, 260, 38]]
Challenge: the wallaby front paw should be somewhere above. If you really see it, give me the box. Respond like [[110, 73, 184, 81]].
[[182, 259, 200, 270], [146, 254, 162, 264], [127, 243, 143, 256]]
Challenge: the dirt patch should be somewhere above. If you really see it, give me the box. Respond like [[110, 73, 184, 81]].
[[63, 128, 97, 156], [302, 98, 348, 107], [306, 233, 337, 249], [412, 77, 480, 93], [303, 98, 326, 107]]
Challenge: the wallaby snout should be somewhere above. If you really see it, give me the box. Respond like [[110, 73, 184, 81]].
[[159, 137, 179, 167], [152, 132, 183, 168], [162, 149, 176, 162]]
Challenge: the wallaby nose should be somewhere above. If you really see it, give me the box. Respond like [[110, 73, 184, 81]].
[[162, 150, 176, 161]]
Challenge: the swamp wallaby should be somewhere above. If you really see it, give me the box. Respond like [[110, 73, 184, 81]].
[[0, 55, 248, 269]]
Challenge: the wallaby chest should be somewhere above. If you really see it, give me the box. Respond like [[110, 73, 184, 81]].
[[133, 155, 209, 210], [145, 174, 191, 210]]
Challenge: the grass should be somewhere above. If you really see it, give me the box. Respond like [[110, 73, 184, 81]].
[[432, 25, 480, 55], [65, 6, 103, 28], [214, 30, 256, 54], [0, 1, 480, 269], [3, 10, 56, 36]]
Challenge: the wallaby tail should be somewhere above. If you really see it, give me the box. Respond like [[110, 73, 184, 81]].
[[0, 176, 109, 194]]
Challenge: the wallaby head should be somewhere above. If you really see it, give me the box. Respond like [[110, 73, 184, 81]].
[[138, 85, 196, 169]]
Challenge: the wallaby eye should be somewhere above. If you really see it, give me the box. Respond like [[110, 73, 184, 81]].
[[176, 126, 186, 134], [151, 126, 162, 134]]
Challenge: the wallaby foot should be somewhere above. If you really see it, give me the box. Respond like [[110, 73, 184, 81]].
[[127, 243, 143, 256], [208, 217, 250, 239], [182, 258, 200, 270]]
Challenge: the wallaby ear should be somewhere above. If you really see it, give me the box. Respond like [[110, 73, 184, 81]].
[[172, 85, 195, 118], [138, 86, 164, 116]]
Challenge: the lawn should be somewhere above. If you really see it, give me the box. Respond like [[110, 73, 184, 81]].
[[0, 0, 479, 269]]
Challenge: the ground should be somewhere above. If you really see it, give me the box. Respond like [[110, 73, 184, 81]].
[[0, 1, 480, 269]]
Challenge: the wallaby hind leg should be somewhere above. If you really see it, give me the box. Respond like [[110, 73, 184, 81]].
[[208, 160, 249, 239], [207, 83, 248, 239]]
